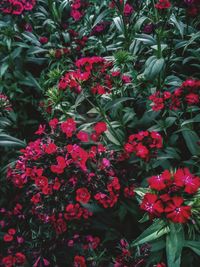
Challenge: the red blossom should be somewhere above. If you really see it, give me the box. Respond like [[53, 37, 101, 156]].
[[155, 0, 171, 9], [35, 124, 46, 135], [76, 188, 91, 204], [44, 143, 57, 154], [61, 118, 76, 137], [148, 170, 171, 191], [94, 122, 107, 135], [74, 255, 86, 267], [140, 193, 164, 217], [174, 168, 200, 194], [123, 3, 134, 16], [3, 234, 13, 242], [77, 131, 89, 142], [165, 196, 191, 223], [50, 156, 66, 174]]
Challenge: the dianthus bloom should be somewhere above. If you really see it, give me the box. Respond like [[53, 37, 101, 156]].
[[149, 79, 200, 112], [123, 3, 134, 16], [94, 122, 107, 135], [124, 131, 163, 160], [174, 168, 200, 194], [140, 168, 200, 223], [74, 255, 87, 267], [140, 193, 164, 217], [155, 0, 171, 9], [76, 188, 91, 204], [0, 0, 36, 15], [61, 118, 76, 137], [165, 196, 191, 223], [148, 170, 171, 191]]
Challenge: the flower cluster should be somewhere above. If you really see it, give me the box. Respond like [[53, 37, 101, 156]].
[[7, 118, 124, 230], [0, 0, 36, 15], [70, 0, 88, 21], [2, 117, 140, 266], [0, 93, 12, 115], [110, 1, 134, 16], [58, 56, 131, 95], [149, 79, 200, 111], [124, 131, 163, 160], [1, 253, 26, 267], [140, 168, 200, 223], [155, 0, 171, 9]]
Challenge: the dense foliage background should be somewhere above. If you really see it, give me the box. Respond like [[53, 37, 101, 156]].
[[0, 0, 200, 266]]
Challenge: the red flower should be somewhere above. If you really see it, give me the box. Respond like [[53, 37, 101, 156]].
[[49, 118, 58, 129], [76, 188, 91, 204], [31, 193, 41, 204], [39, 37, 48, 44], [13, 1, 24, 15], [174, 168, 200, 194], [77, 131, 89, 142], [123, 3, 134, 16], [67, 145, 88, 170], [45, 143, 57, 154], [148, 170, 171, 191], [124, 186, 135, 198], [122, 75, 132, 83], [135, 143, 149, 159], [54, 218, 67, 235], [74, 255, 86, 267], [2, 255, 16, 266], [165, 196, 191, 223], [8, 228, 16, 235], [15, 252, 26, 265], [94, 122, 107, 135], [35, 176, 49, 189], [23, 0, 35, 11], [61, 118, 76, 137], [65, 203, 83, 220], [186, 93, 199, 105], [3, 234, 13, 242], [71, 9, 82, 21], [51, 156, 66, 174], [140, 193, 164, 216], [53, 178, 61, 190], [35, 124, 46, 135], [155, 0, 171, 9]]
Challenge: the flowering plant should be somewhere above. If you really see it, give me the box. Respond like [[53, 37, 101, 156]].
[[0, 0, 200, 266]]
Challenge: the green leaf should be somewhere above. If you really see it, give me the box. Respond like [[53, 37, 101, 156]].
[[166, 223, 184, 267], [0, 62, 9, 77], [0, 133, 26, 147], [181, 114, 200, 127], [132, 220, 169, 246], [148, 58, 165, 79], [105, 130, 120, 146], [104, 97, 134, 111], [170, 14, 185, 37], [182, 128, 200, 155], [113, 16, 125, 34], [136, 34, 157, 46], [184, 240, 200, 256], [93, 10, 110, 28]]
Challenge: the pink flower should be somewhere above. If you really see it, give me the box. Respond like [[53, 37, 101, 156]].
[[71, 9, 82, 21], [123, 3, 134, 16]]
